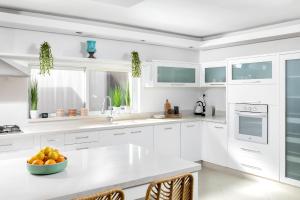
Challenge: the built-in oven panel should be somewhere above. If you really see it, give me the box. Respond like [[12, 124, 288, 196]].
[[234, 104, 268, 144]]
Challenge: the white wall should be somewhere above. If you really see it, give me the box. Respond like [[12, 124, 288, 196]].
[[0, 27, 200, 125], [200, 37, 300, 62]]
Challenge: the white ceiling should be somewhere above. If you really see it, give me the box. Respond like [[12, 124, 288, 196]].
[[0, 0, 300, 37]]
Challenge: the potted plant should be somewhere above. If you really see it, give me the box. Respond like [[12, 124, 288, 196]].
[[131, 51, 141, 78], [110, 85, 122, 113], [39, 42, 54, 75], [30, 80, 39, 119]]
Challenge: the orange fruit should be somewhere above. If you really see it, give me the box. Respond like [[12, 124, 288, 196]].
[[45, 159, 56, 165], [32, 159, 44, 165], [48, 151, 59, 160], [28, 156, 37, 164], [56, 156, 65, 163], [35, 152, 45, 160]]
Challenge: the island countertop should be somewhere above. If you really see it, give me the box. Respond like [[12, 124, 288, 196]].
[[0, 144, 201, 200]]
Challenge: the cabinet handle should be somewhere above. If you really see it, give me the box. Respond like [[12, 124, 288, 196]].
[[214, 126, 224, 129], [209, 83, 224, 86], [47, 139, 57, 142], [0, 143, 13, 147], [131, 131, 142, 134], [171, 83, 185, 86], [76, 147, 89, 151], [114, 133, 126, 136], [186, 125, 195, 128], [75, 136, 89, 140], [240, 148, 261, 154], [242, 80, 261, 84], [241, 163, 262, 171], [164, 127, 173, 130]]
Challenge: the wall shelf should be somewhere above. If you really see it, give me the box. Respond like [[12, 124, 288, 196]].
[[0, 53, 131, 74]]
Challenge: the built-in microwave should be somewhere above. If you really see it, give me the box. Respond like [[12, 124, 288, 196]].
[[234, 103, 268, 144]]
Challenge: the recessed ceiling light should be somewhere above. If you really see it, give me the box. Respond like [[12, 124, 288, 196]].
[[92, 0, 144, 7]]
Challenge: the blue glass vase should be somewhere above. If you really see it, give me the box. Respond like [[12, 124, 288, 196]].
[[87, 40, 96, 58]]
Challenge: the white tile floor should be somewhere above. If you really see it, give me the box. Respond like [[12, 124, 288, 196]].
[[198, 166, 300, 200]]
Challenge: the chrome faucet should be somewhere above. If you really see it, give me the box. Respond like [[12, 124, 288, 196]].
[[101, 96, 113, 122]]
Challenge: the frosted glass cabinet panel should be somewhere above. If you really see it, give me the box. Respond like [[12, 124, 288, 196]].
[[147, 61, 200, 87], [228, 55, 277, 84], [285, 58, 300, 182], [280, 53, 300, 187], [157, 66, 196, 83], [232, 61, 272, 80], [201, 61, 227, 87]]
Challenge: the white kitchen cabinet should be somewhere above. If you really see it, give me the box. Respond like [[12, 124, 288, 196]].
[[228, 54, 278, 85], [154, 123, 181, 157], [202, 122, 228, 167], [65, 131, 98, 145], [279, 52, 300, 187], [40, 134, 64, 148], [0, 136, 34, 153], [144, 61, 200, 87], [99, 126, 154, 151], [181, 122, 201, 161], [127, 126, 154, 151], [201, 61, 227, 87]]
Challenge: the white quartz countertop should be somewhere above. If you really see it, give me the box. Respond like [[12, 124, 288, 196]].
[[17, 114, 226, 137], [0, 144, 201, 200]]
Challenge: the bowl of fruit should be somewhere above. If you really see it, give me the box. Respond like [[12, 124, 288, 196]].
[[27, 146, 67, 175]]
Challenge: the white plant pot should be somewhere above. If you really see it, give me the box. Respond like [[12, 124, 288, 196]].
[[30, 110, 39, 119]]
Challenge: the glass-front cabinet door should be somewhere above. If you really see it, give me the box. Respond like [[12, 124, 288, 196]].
[[152, 61, 200, 87], [280, 52, 300, 187], [201, 61, 226, 87], [228, 55, 277, 84]]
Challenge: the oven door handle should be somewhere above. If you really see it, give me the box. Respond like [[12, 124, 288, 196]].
[[235, 112, 267, 118]]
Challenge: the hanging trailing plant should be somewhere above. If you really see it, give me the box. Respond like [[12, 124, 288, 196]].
[[39, 42, 54, 75], [131, 51, 141, 77]]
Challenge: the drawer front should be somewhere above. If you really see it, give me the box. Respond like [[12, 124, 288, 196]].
[[99, 129, 130, 147], [229, 154, 279, 180], [65, 132, 98, 145], [0, 136, 34, 152], [228, 139, 276, 162], [41, 134, 64, 148], [64, 141, 99, 151], [128, 126, 154, 151]]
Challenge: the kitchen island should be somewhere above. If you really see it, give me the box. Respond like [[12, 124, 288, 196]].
[[0, 144, 201, 200]]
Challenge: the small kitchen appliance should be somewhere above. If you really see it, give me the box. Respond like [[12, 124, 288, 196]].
[[234, 103, 268, 144], [194, 94, 206, 116]]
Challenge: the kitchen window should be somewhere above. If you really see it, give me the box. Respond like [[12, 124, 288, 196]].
[[30, 68, 132, 117]]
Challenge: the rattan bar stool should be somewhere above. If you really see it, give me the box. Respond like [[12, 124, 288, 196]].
[[74, 189, 125, 200], [145, 173, 194, 200]]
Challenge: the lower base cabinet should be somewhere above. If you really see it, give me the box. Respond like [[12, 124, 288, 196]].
[[181, 122, 201, 161], [99, 126, 154, 151], [202, 122, 228, 167], [154, 123, 181, 157]]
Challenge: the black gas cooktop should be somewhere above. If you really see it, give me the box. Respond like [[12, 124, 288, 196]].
[[0, 125, 22, 134]]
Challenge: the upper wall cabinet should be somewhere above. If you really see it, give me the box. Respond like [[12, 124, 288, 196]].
[[228, 55, 278, 85], [143, 61, 200, 87], [201, 61, 227, 87]]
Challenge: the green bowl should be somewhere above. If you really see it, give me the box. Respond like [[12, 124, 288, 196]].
[[27, 157, 68, 175]]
